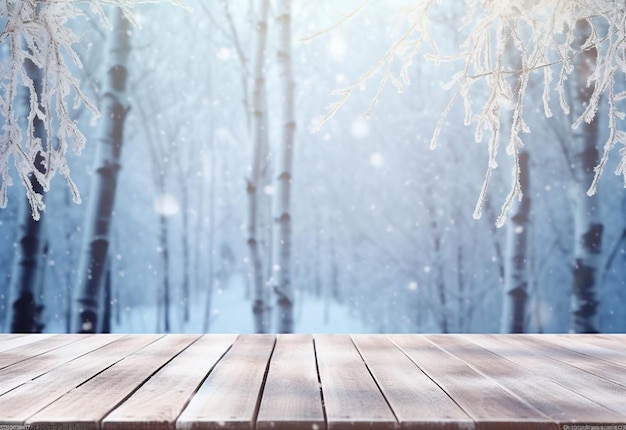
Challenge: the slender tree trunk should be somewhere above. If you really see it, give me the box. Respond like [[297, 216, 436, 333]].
[[570, 20, 602, 333], [435, 246, 448, 333], [500, 32, 532, 334], [501, 151, 531, 333], [156, 198, 171, 333], [162, 217, 171, 333], [274, 0, 296, 333], [329, 234, 340, 303], [180, 179, 190, 324], [102, 259, 112, 333], [136, 101, 175, 334], [248, 0, 271, 333], [314, 216, 322, 299], [202, 56, 215, 333], [62, 189, 74, 334], [456, 244, 465, 332], [484, 199, 506, 283], [7, 43, 48, 333], [193, 181, 204, 297], [73, 8, 131, 333], [203, 135, 216, 333], [429, 210, 448, 333], [8, 175, 47, 333]]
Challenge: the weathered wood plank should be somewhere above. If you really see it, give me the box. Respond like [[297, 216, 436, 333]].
[[429, 334, 626, 426], [0, 334, 54, 353], [466, 334, 626, 417], [102, 334, 237, 430], [0, 333, 624, 430], [0, 334, 25, 340], [176, 334, 276, 430], [517, 335, 626, 386], [256, 334, 325, 430], [390, 334, 553, 430], [534, 334, 626, 368], [27, 334, 198, 430], [0, 334, 123, 396], [315, 334, 397, 430], [563, 333, 626, 352], [0, 334, 82, 370], [0, 334, 160, 426], [352, 335, 474, 430], [502, 335, 626, 387]]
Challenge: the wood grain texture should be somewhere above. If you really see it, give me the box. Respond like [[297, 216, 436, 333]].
[[176, 334, 276, 430], [315, 334, 397, 430], [0, 334, 625, 430], [103, 334, 237, 430], [352, 335, 474, 430], [256, 334, 325, 430], [467, 334, 626, 417], [27, 334, 198, 430], [0, 334, 53, 353], [0, 334, 123, 396], [429, 334, 626, 426], [0, 335, 158, 426], [390, 334, 553, 430], [517, 335, 626, 387], [563, 333, 626, 352], [0, 334, 82, 370], [534, 334, 626, 368]]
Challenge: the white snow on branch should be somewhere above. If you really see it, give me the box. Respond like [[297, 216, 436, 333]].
[[315, 0, 626, 224], [0, 0, 184, 219]]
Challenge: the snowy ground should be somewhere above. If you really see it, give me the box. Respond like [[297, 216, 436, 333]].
[[106, 277, 368, 334]]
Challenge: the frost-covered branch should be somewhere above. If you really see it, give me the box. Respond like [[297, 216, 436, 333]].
[[0, 0, 182, 219], [316, 0, 626, 222]]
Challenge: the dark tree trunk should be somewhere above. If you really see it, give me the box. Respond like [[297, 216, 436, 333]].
[[73, 8, 131, 333], [158, 211, 171, 333], [570, 20, 602, 333], [102, 260, 112, 333], [8, 46, 48, 334]]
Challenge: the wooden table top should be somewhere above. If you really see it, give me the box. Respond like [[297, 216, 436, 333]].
[[0, 334, 625, 429]]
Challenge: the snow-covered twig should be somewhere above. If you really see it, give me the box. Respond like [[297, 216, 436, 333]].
[[0, 0, 183, 219], [316, 0, 626, 223]]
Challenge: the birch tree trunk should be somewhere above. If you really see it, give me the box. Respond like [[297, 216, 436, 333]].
[[500, 33, 532, 334], [203, 135, 216, 333], [136, 97, 175, 334], [274, 0, 296, 334], [73, 8, 131, 333], [7, 47, 48, 333], [157, 207, 171, 333], [434, 235, 448, 334], [175, 163, 191, 324], [570, 20, 602, 333], [456, 244, 465, 332], [248, 0, 272, 333], [501, 151, 531, 333], [428, 206, 448, 333], [180, 185, 190, 323]]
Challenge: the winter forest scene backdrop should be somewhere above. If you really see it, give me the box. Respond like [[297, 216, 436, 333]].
[[1, 0, 626, 335]]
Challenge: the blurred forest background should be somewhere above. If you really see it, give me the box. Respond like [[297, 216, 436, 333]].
[[1, 0, 625, 334]]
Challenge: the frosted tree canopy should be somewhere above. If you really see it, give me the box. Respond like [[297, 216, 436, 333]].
[[315, 0, 626, 225], [1, 0, 625, 222], [0, 0, 179, 220]]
